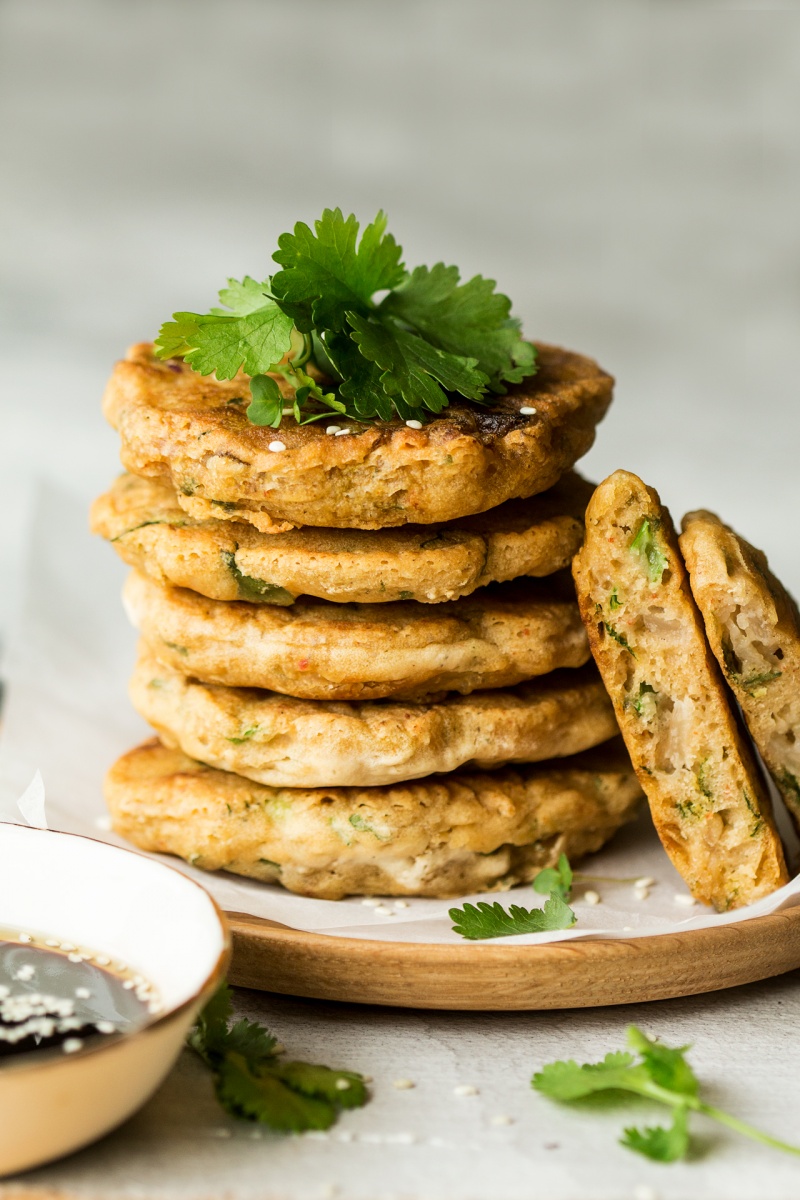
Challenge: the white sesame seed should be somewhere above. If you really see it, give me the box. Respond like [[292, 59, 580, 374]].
[[361, 1074, 373, 1084], [674, 893, 697, 907], [623, 925, 634, 931], [361, 897, 380, 907], [490, 1114, 514, 1126], [68, 953, 83, 963], [268, 440, 286, 453], [62, 1038, 83, 1054], [337, 1130, 354, 1142], [96, 1021, 116, 1034], [519, 406, 537, 415], [634, 887, 650, 901], [583, 890, 601, 906], [18, 933, 33, 943], [633, 1186, 659, 1200], [335, 1078, 352, 1091], [60, 942, 75, 952], [94, 814, 112, 831], [334, 428, 350, 436], [453, 1084, 479, 1096], [405, 419, 423, 429], [45, 939, 59, 947], [14, 965, 35, 982], [304, 1131, 329, 1141], [123, 980, 135, 990], [325, 425, 341, 435], [95, 955, 111, 966], [634, 877, 654, 888], [373, 905, 393, 916], [389, 1132, 416, 1145], [75, 987, 91, 1000], [392, 1078, 415, 1090], [394, 900, 410, 909]]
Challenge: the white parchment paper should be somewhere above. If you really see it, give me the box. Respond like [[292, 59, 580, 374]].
[[2, 481, 800, 946]]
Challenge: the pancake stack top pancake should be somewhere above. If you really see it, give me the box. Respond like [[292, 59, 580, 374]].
[[93, 210, 644, 901]]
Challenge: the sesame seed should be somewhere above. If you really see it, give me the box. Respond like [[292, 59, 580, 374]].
[[94, 815, 112, 831], [405, 419, 423, 429], [361, 1074, 373, 1084], [325, 425, 341, 435], [389, 1132, 416, 1145], [674, 893, 697, 907], [394, 900, 410, 909], [623, 925, 634, 931], [60, 942, 76, 952], [68, 953, 83, 963], [96, 955, 110, 966], [96, 1021, 116, 1034], [18, 933, 33, 943], [453, 1084, 479, 1096], [634, 877, 654, 888], [373, 905, 393, 916], [123, 980, 135, 990], [45, 939, 59, 947], [335, 1078, 351, 1091], [490, 1114, 514, 1126], [334, 428, 350, 436], [583, 890, 601, 906], [75, 987, 91, 1000], [634, 886, 650, 901], [633, 1186, 659, 1200], [62, 1038, 83, 1054], [337, 1130, 354, 1143], [392, 1078, 415, 1090], [519, 406, 537, 415], [361, 898, 380, 907], [268, 440, 286, 453], [14, 965, 35, 982]]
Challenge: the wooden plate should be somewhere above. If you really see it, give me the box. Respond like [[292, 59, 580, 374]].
[[226, 907, 800, 1009]]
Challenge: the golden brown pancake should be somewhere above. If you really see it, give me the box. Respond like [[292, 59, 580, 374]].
[[102, 342, 613, 531], [130, 648, 619, 787], [105, 738, 642, 899], [681, 510, 800, 836], [123, 570, 590, 702], [92, 471, 593, 605]]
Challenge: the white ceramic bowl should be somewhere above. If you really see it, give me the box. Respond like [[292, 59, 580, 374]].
[[0, 822, 230, 1177]]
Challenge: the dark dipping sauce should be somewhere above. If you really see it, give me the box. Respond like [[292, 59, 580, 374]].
[[0, 930, 157, 1062]]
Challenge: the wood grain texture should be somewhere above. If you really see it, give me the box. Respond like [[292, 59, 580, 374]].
[[227, 908, 800, 1010]]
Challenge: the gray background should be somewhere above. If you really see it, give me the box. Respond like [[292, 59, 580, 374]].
[[2, 2, 800, 1197]]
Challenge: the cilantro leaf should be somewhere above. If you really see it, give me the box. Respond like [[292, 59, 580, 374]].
[[155, 298, 294, 380], [271, 208, 405, 333], [211, 276, 273, 317], [532, 853, 573, 900], [449, 892, 576, 941], [621, 1106, 690, 1162], [532, 1024, 800, 1163], [246, 374, 284, 428], [380, 263, 537, 389], [630, 518, 668, 584], [189, 984, 369, 1132]]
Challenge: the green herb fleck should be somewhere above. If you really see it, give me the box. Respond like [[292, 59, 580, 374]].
[[189, 984, 369, 1131], [630, 518, 668, 584], [348, 813, 389, 840], [164, 641, 189, 657], [696, 758, 713, 799], [603, 622, 636, 657], [532, 1025, 800, 1162], [609, 588, 621, 610], [742, 788, 764, 837], [624, 681, 657, 717], [220, 551, 295, 606], [227, 726, 260, 745]]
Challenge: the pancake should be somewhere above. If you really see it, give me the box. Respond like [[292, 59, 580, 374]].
[[572, 470, 788, 910], [102, 342, 613, 531], [91, 471, 593, 606], [105, 738, 643, 899], [680, 510, 800, 835], [130, 649, 619, 787], [123, 570, 590, 702]]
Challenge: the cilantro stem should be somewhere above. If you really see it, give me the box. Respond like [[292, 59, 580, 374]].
[[696, 1103, 800, 1158]]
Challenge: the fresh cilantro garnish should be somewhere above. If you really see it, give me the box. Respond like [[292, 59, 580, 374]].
[[449, 892, 576, 941], [532, 852, 573, 901], [630, 518, 668, 584], [189, 984, 369, 1132], [155, 208, 537, 426], [533, 1025, 800, 1162]]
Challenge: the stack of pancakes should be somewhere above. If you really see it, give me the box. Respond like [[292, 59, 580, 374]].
[[92, 342, 645, 899]]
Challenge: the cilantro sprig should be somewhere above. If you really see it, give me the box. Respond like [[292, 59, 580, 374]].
[[533, 1026, 800, 1162], [449, 855, 576, 940], [190, 984, 368, 1131], [155, 209, 537, 427]]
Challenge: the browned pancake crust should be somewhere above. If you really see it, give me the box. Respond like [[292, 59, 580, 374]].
[[680, 510, 800, 835], [572, 470, 787, 910], [102, 343, 613, 531], [123, 570, 590, 702], [105, 738, 642, 899], [91, 471, 592, 605]]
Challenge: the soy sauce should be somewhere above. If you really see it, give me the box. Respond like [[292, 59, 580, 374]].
[[0, 929, 159, 1061]]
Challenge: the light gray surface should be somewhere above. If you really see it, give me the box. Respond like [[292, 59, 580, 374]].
[[1, 2, 800, 1197]]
